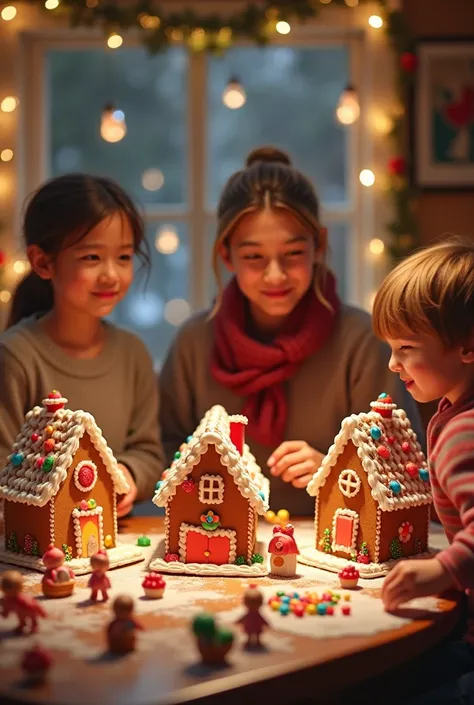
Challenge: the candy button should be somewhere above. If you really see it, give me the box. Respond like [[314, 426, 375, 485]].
[[377, 445, 390, 459], [204, 551, 210, 557], [370, 426, 382, 440], [419, 468, 429, 482], [274, 556, 284, 567], [11, 452, 24, 467], [406, 462, 418, 478], [389, 480, 401, 494], [401, 441, 411, 453]]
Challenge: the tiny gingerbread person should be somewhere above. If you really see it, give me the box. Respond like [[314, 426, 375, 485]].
[[1, 571, 47, 634], [88, 550, 111, 602], [107, 595, 143, 654], [236, 584, 269, 648], [42, 544, 75, 598]]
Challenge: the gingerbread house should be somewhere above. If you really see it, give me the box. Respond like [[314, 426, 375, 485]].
[[0, 391, 143, 575], [298, 393, 432, 577], [150, 405, 270, 576]]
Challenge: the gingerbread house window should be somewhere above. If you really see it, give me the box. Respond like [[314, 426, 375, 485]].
[[198, 475, 224, 505], [73, 461, 98, 493], [338, 469, 361, 498]]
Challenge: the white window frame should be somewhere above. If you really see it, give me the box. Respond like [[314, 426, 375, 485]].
[[198, 474, 224, 505], [338, 468, 361, 498], [15, 4, 393, 313]]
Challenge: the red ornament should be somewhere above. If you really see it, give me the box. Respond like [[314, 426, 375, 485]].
[[387, 436, 396, 445], [165, 553, 179, 563], [400, 52, 417, 73], [181, 478, 195, 493], [377, 445, 391, 459], [401, 441, 411, 453], [388, 157, 406, 176], [406, 462, 418, 478], [31, 433, 39, 443]]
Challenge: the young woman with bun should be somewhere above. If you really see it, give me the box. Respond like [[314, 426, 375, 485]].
[[159, 146, 422, 515]]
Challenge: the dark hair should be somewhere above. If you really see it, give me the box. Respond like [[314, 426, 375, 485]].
[[211, 145, 328, 311], [7, 173, 149, 328]]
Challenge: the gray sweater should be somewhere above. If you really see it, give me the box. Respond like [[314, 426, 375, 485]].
[[0, 315, 164, 500], [159, 304, 424, 516]]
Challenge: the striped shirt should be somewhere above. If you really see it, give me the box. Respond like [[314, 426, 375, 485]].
[[428, 389, 474, 642]]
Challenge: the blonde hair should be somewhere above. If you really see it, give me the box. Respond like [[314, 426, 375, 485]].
[[373, 236, 474, 347], [210, 146, 333, 316]]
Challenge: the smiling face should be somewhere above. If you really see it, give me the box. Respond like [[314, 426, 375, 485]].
[[220, 208, 323, 331], [28, 212, 134, 320], [386, 331, 474, 404]]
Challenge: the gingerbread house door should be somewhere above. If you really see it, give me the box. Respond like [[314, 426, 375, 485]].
[[72, 506, 104, 558], [331, 508, 359, 555], [179, 523, 237, 565]]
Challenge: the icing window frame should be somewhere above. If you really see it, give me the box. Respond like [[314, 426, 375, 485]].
[[338, 468, 361, 498], [198, 474, 224, 505], [73, 460, 98, 493]]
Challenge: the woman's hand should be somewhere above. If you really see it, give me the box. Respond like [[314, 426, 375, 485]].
[[267, 441, 324, 488], [116, 463, 138, 518]]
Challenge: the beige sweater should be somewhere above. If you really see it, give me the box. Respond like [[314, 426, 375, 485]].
[[0, 315, 164, 500], [159, 304, 424, 516]]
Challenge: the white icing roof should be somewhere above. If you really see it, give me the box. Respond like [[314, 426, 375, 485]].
[[306, 405, 431, 511], [153, 405, 269, 514], [0, 405, 129, 507]]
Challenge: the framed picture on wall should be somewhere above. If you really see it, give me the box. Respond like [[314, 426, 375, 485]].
[[413, 38, 474, 190]]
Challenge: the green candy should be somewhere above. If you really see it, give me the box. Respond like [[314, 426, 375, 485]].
[[137, 535, 151, 547], [42, 455, 54, 472]]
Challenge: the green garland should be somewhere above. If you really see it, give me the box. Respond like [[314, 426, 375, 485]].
[[7, 0, 419, 267]]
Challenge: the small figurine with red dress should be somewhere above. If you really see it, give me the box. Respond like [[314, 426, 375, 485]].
[[107, 595, 143, 654], [236, 584, 269, 648], [41, 544, 75, 598], [88, 550, 111, 602], [0, 570, 47, 634]]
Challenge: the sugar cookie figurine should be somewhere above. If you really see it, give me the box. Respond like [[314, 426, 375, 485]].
[[268, 523, 299, 577], [0, 571, 46, 634], [236, 584, 269, 648], [338, 564, 360, 589], [192, 613, 234, 666], [21, 644, 53, 685], [41, 544, 75, 598], [88, 550, 111, 602], [107, 595, 143, 654]]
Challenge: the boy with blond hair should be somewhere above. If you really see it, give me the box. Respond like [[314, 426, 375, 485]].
[[371, 237, 474, 704]]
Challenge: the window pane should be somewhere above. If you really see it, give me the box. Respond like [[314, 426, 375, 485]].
[[207, 46, 349, 208], [108, 222, 190, 368], [47, 48, 188, 205]]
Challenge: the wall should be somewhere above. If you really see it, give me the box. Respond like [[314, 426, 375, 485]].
[[403, 0, 474, 246]]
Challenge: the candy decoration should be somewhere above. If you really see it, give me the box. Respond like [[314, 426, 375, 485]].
[[11, 452, 24, 467], [200, 510, 220, 531], [142, 571, 166, 598], [36, 457, 45, 470], [377, 445, 390, 459], [319, 527, 332, 553], [387, 436, 395, 445], [389, 536, 403, 559], [401, 441, 411, 453], [186, 435, 193, 443], [389, 480, 401, 494], [400, 51, 417, 73], [87, 498, 97, 509], [79, 499, 89, 511], [398, 521, 413, 544], [174, 451, 181, 460], [181, 478, 195, 493], [406, 462, 418, 478], [45, 425, 54, 436], [370, 426, 382, 440], [414, 537, 423, 555], [42, 456, 54, 472], [155, 480, 163, 491], [164, 553, 179, 562], [104, 535, 114, 548], [338, 564, 360, 589], [419, 468, 429, 482], [266, 589, 354, 618], [22, 644, 53, 684], [137, 535, 151, 547], [258, 490, 266, 500], [356, 541, 370, 564], [31, 433, 39, 443], [277, 509, 290, 523], [341, 605, 351, 616], [43, 438, 55, 453], [77, 463, 96, 489]]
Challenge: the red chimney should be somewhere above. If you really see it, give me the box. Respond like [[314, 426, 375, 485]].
[[229, 415, 248, 455]]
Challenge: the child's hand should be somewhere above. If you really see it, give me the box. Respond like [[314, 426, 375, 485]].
[[116, 463, 138, 518], [382, 558, 453, 611], [267, 441, 324, 488]]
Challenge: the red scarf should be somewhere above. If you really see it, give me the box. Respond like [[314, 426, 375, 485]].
[[210, 274, 340, 447]]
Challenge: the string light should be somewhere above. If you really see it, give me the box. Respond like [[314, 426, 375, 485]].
[[336, 84, 360, 125], [276, 21, 291, 35], [13, 260, 28, 275], [142, 168, 164, 191], [222, 76, 246, 110], [1, 5, 17, 21], [45, 0, 59, 9], [107, 33, 123, 49], [164, 298, 191, 326], [100, 104, 127, 142], [359, 169, 375, 187], [0, 290, 11, 304], [368, 15, 383, 29], [1, 96, 18, 113], [369, 238, 385, 255], [155, 225, 179, 255], [344, 0, 359, 6], [0, 149, 13, 162]]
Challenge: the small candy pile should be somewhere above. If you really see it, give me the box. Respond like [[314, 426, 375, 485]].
[[268, 589, 352, 617]]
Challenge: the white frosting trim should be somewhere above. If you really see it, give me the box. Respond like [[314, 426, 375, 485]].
[[152, 405, 269, 514], [178, 522, 237, 564], [49, 496, 55, 546], [338, 469, 361, 498], [306, 408, 431, 511], [247, 506, 255, 563], [0, 407, 129, 506], [164, 501, 170, 555], [331, 508, 359, 554], [374, 507, 382, 563], [228, 415, 248, 426], [198, 474, 224, 505], [149, 556, 268, 577], [73, 461, 98, 493], [71, 506, 104, 558]]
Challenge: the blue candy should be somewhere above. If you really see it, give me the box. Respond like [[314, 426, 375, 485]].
[[370, 426, 382, 440], [389, 480, 401, 494], [419, 468, 429, 482], [11, 453, 24, 467]]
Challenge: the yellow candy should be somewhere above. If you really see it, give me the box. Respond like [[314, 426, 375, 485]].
[[290, 598, 300, 606], [306, 603, 316, 615], [270, 600, 280, 611], [344, 594, 351, 601], [265, 510, 276, 523], [104, 534, 113, 548], [277, 509, 290, 523], [45, 425, 54, 436]]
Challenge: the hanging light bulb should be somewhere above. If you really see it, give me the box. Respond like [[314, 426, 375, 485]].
[[336, 84, 360, 125], [222, 76, 246, 110], [100, 104, 127, 143]]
